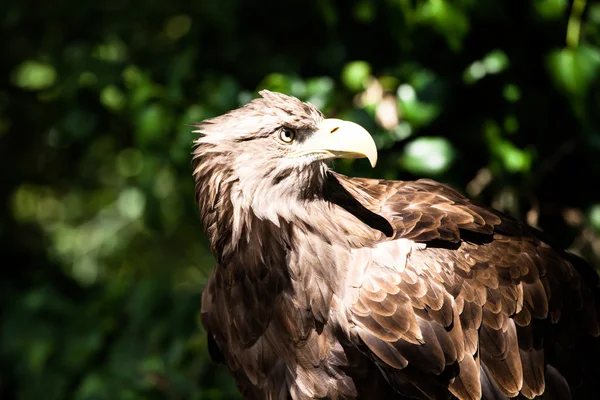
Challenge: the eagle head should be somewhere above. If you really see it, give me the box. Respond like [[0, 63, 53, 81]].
[[192, 90, 377, 243]]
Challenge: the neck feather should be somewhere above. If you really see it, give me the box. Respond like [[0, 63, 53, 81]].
[[193, 146, 387, 263]]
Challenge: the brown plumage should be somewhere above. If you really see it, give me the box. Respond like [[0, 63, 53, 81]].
[[192, 90, 600, 399]]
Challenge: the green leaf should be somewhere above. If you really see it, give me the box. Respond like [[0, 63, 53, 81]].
[[483, 50, 510, 74], [165, 15, 192, 41], [534, 0, 568, 20], [117, 187, 146, 220], [590, 204, 600, 231], [135, 103, 172, 145], [341, 61, 371, 92], [11, 60, 57, 90], [547, 45, 600, 97], [117, 148, 144, 178], [100, 85, 126, 111], [503, 84, 521, 102], [485, 121, 533, 173], [464, 50, 510, 84], [398, 98, 440, 128], [354, 0, 376, 23], [399, 137, 456, 175], [417, 0, 469, 51]]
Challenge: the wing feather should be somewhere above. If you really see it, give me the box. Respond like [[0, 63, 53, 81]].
[[332, 171, 600, 399]]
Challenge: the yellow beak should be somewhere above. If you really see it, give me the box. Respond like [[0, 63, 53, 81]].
[[294, 118, 378, 167]]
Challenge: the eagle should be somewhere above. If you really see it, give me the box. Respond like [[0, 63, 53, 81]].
[[191, 90, 600, 399]]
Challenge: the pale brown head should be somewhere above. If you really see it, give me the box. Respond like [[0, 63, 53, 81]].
[[191, 90, 377, 234]]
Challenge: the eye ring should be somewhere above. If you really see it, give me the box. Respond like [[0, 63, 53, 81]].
[[278, 127, 296, 144]]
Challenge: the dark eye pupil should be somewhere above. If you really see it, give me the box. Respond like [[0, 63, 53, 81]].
[[280, 128, 295, 142]]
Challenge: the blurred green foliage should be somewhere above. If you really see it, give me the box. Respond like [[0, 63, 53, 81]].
[[2, 0, 600, 399]]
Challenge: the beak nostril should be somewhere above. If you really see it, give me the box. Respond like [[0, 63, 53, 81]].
[[330, 127, 339, 134]]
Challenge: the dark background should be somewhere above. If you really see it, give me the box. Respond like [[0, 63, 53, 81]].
[[2, 1, 600, 399]]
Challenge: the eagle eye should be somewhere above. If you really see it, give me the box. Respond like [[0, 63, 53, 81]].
[[278, 127, 296, 144]]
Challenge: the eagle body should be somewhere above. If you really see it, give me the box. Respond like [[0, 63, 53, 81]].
[[192, 91, 600, 399]]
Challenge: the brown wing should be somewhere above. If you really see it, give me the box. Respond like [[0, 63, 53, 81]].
[[332, 172, 600, 400]]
